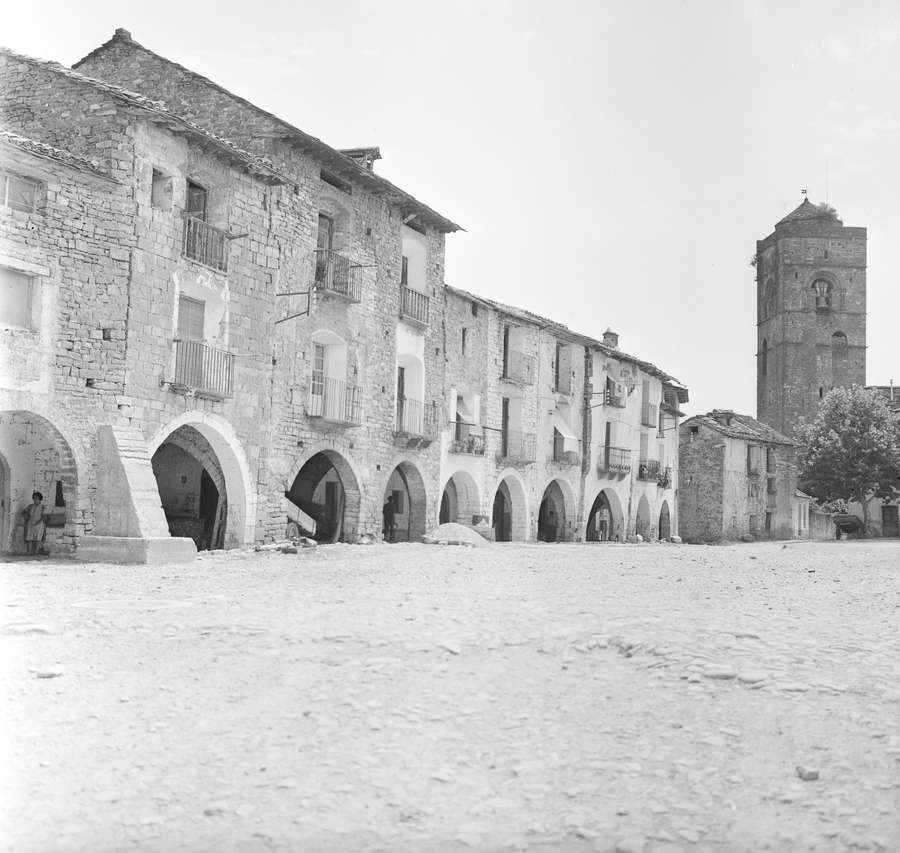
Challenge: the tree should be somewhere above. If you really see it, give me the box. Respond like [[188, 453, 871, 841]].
[[795, 385, 900, 534]]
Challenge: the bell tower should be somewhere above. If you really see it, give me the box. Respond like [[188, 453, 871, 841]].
[[755, 198, 866, 437]]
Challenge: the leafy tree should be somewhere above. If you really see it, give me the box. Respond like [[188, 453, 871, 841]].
[[795, 385, 900, 533]]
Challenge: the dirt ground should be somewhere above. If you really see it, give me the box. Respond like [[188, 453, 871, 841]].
[[2, 539, 899, 853]]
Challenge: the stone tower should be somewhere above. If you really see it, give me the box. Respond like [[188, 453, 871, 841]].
[[755, 198, 866, 437]]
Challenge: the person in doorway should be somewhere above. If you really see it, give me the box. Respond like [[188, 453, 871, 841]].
[[598, 505, 610, 541], [382, 495, 396, 543], [23, 491, 46, 556]]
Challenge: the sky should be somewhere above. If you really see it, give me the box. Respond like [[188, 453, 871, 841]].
[[5, 0, 899, 416]]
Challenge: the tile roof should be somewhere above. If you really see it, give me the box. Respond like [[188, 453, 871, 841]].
[[0, 130, 110, 177], [73, 30, 462, 233], [0, 46, 287, 184], [682, 410, 797, 445], [776, 197, 841, 227]]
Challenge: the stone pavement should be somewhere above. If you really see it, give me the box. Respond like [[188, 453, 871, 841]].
[[2, 540, 899, 852]]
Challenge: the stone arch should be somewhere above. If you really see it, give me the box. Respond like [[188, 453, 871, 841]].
[[807, 270, 840, 311], [149, 411, 254, 548], [585, 487, 625, 542], [491, 469, 529, 542], [288, 447, 362, 543], [0, 410, 80, 555], [635, 493, 652, 540], [658, 500, 672, 541], [384, 460, 427, 542], [439, 469, 481, 525], [538, 476, 576, 542]]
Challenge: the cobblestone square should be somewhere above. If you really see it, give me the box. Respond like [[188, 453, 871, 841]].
[[2, 541, 899, 852]]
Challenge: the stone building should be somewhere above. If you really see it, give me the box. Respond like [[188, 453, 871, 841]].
[[1, 30, 689, 558], [440, 289, 687, 543], [755, 197, 898, 538], [678, 411, 799, 543], [755, 198, 866, 437]]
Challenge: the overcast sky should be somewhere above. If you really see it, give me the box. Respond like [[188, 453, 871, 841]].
[[5, 0, 899, 416]]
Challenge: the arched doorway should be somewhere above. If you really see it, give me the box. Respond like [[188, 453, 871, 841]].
[[152, 425, 228, 551], [439, 470, 480, 526], [384, 461, 427, 542], [492, 472, 528, 542], [635, 494, 652, 540], [288, 450, 361, 543], [0, 411, 79, 555], [150, 413, 254, 548], [658, 501, 671, 541], [586, 491, 613, 541], [538, 480, 567, 542]]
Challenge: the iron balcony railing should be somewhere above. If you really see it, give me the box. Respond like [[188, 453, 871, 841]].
[[597, 446, 631, 474], [657, 466, 672, 488], [395, 398, 437, 437], [496, 429, 536, 463], [449, 421, 486, 455], [551, 433, 582, 465], [182, 215, 228, 272], [604, 385, 626, 408], [400, 285, 429, 325], [173, 339, 234, 398], [314, 249, 362, 301], [501, 349, 536, 386], [641, 401, 658, 428], [308, 375, 362, 425], [637, 458, 661, 481]]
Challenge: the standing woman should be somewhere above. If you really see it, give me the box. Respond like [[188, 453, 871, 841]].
[[23, 492, 46, 556]]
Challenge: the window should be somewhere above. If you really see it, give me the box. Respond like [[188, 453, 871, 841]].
[[760, 338, 768, 377], [461, 327, 467, 356], [766, 448, 776, 473], [177, 294, 205, 340], [1, 171, 39, 213], [185, 180, 208, 221], [812, 279, 831, 311], [555, 342, 563, 390], [400, 255, 409, 288], [0, 266, 37, 330], [151, 169, 172, 209], [311, 342, 326, 398]]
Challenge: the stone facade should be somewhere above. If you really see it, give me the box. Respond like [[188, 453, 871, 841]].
[[678, 411, 799, 543], [0, 31, 689, 558], [755, 199, 866, 437]]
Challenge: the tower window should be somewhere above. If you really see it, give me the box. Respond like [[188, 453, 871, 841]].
[[760, 338, 768, 377], [819, 386, 824, 399], [812, 279, 832, 311]]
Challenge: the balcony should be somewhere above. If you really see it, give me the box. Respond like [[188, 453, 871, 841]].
[[496, 429, 536, 464], [308, 375, 362, 425], [449, 421, 486, 455], [314, 250, 362, 301], [501, 350, 536, 386], [182, 216, 228, 272], [395, 398, 437, 438], [400, 285, 429, 326], [551, 433, 581, 465], [597, 446, 631, 475], [172, 339, 234, 398], [657, 466, 672, 489], [641, 401, 658, 428], [637, 458, 660, 481]]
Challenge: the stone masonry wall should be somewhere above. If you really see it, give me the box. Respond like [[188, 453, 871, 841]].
[[678, 424, 724, 542]]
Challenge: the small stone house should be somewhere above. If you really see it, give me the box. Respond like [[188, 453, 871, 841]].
[[679, 410, 799, 542]]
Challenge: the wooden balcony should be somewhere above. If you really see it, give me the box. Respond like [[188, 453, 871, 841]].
[[308, 375, 362, 425], [400, 285, 429, 326], [182, 216, 228, 272], [314, 249, 362, 302], [172, 339, 234, 399]]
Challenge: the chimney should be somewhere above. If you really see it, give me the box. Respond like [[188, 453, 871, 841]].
[[339, 147, 381, 171], [602, 328, 619, 349]]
